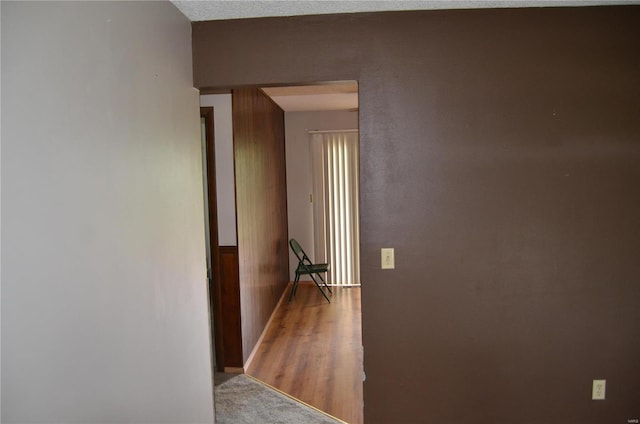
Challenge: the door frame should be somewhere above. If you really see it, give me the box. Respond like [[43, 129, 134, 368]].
[[201, 106, 224, 372]]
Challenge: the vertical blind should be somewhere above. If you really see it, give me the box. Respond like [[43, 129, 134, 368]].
[[310, 130, 360, 286]]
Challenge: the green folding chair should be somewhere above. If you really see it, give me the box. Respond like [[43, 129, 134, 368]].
[[289, 238, 332, 303]]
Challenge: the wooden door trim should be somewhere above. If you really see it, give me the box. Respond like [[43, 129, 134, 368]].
[[201, 106, 224, 372]]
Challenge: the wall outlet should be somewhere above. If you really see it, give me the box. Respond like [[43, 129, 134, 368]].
[[592, 379, 606, 400], [381, 248, 394, 269]]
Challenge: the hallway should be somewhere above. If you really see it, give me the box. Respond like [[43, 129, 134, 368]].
[[246, 284, 363, 424]]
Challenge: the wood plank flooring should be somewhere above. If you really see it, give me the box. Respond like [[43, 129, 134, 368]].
[[246, 283, 363, 424]]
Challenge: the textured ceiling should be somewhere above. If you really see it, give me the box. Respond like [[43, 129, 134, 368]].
[[171, 0, 637, 22]]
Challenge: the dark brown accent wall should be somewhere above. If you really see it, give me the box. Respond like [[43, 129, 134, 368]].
[[194, 7, 640, 423], [218, 246, 242, 368], [232, 88, 290, 364]]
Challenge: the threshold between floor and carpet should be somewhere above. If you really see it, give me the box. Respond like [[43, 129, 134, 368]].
[[214, 374, 345, 424]]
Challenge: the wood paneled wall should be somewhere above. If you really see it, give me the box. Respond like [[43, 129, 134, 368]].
[[232, 88, 289, 364], [218, 246, 242, 368]]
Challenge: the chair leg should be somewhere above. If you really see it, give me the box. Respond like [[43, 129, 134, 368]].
[[293, 275, 301, 299], [289, 274, 300, 302], [310, 274, 331, 303], [317, 273, 332, 293]]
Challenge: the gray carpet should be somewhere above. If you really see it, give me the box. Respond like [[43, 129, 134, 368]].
[[214, 374, 343, 424]]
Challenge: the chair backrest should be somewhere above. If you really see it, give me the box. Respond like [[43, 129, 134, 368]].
[[289, 239, 310, 264]]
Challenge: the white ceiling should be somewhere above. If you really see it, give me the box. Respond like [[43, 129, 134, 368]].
[[172, 0, 637, 22], [178, 0, 638, 111]]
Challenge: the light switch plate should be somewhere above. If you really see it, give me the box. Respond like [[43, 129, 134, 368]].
[[592, 379, 606, 400], [381, 248, 394, 269]]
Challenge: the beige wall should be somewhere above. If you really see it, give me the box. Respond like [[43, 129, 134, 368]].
[[199, 94, 237, 246], [1, 2, 214, 422]]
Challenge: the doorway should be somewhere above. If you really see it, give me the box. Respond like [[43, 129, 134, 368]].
[[256, 82, 363, 424], [200, 106, 224, 372], [201, 81, 363, 423]]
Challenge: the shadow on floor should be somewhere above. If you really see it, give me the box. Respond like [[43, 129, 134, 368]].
[[214, 371, 240, 386]]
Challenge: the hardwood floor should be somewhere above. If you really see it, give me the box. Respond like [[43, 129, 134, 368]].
[[246, 283, 363, 424]]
